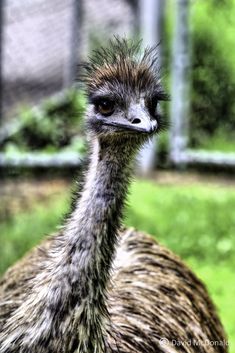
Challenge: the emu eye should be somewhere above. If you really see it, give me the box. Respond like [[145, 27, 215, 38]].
[[147, 91, 169, 118], [97, 99, 115, 116], [148, 99, 159, 118]]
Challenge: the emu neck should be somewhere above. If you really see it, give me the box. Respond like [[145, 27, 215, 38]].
[[66, 138, 133, 285], [62, 137, 135, 350]]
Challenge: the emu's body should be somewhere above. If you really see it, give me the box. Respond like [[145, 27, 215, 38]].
[[0, 228, 226, 353], [0, 39, 227, 353]]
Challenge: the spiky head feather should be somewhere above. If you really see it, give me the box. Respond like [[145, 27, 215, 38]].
[[80, 37, 166, 98]]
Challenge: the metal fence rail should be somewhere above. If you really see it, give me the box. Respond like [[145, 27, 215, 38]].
[[0, 151, 82, 168], [169, 0, 235, 169]]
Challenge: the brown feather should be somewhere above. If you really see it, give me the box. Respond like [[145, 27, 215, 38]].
[[0, 228, 227, 352]]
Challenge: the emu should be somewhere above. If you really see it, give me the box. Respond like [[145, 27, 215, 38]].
[[0, 38, 227, 353]]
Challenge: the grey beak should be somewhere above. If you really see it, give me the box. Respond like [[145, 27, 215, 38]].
[[102, 104, 157, 133], [126, 104, 157, 133]]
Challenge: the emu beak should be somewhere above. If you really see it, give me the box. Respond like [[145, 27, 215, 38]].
[[127, 113, 157, 133], [103, 104, 157, 134], [125, 102, 157, 133]]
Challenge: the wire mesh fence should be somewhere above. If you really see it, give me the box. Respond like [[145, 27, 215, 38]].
[[2, 0, 71, 122], [0, 0, 136, 124], [0, 0, 234, 170]]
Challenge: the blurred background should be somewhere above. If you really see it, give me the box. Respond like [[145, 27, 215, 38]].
[[0, 0, 235, 351]]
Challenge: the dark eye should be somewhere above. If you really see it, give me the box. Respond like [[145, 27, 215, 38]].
[[147, 91, 169, 118], [96, 99, 115, 116], [148, 98, 159, 118]]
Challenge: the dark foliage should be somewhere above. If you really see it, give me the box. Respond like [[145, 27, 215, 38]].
[[190, 33, 235, 147]]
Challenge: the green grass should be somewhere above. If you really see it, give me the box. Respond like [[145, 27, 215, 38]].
[[1, 179, 235, 352], [127, 181, 235, 352]]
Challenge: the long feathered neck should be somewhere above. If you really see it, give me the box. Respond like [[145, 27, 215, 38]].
[[61, 137, 135, 351], [0, 137, 136, 353]]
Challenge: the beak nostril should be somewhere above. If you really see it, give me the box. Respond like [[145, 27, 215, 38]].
[[131, 118, 141, 124]]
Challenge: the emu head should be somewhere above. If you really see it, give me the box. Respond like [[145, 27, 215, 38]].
[[80, 38, 168, 145]]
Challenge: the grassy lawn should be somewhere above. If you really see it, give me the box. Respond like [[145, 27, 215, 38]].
[[1, 179, 235, 352]]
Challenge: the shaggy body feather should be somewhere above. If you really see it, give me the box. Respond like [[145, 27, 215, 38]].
[[0, 38, 227, 353], [0, 229, 227, 353]]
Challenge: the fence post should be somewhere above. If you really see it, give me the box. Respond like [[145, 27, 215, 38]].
[[0, 0, 4, 123], [63, 0, 82, 88], [138, 0, 165, 174], [169, 0, 191, 166]]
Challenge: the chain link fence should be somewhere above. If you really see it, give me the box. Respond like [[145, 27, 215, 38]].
[[0, 0, 234, 169], [0, 0, 136, 124]]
